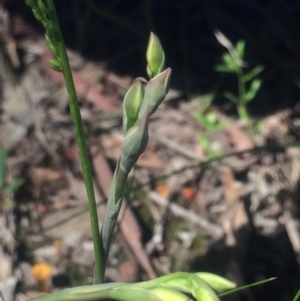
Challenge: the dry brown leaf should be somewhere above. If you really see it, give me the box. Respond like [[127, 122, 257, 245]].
[[223, 125, 254, 151], [222, 167, 249, 246], [31, 167, 64, 185], [137, 151, 165, 170], [100, 134, 123, 161]]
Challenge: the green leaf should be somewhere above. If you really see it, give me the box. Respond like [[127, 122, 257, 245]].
[[194, 112, 211, 129], [222, 53, 238, 72], [242, 66, 264, 83], [292, 289, 300, 301], [3, 178, 25, 193], [224, 91, 239, 104], [215, 65, 235, 73], [0, 148, 7, 189], [198, 93, 215, 113], [197, 134, 211, 153], [218, 277, 276, 298], [235, 40, 245, 59], [245, 79, 261, 102]]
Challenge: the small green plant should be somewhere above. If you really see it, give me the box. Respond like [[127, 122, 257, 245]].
[[216, 40, 263, 124], [0, 148, 24, 211], [193, 94, 228, 158]]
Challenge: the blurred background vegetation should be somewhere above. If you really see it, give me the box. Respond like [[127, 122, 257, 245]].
[[11, 0, 300, 116]]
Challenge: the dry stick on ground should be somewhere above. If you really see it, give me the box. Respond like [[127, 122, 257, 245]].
[[148, 190, 223, 239]]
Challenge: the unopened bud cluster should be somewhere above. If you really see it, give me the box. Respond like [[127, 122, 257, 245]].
[[25, 0, 62, 71], [121, 33, 171, 174]]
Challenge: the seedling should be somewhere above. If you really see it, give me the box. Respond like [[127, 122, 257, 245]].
[[193, 94, 228, 158], [216, 40, 263, 124]]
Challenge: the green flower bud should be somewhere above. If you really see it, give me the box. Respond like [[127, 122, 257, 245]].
[[120, 106, 149, 173], [151, 287, 192, 301], [32, 7, 43, 22], [109, 286, 163, 301], [194, 288, 219, 301], [37, 0, 48, 14], [138, 68, 171, 120], [25, 0, 36, 8], [123, 78, 146, 134], [196, 273, 236, 292], [146, 32, 165, 78], [189, 275, 219, 301], [49, 58, 62, 72], [155, 274, 191, 293]]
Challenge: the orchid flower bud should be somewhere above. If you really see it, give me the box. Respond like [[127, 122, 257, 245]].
[[146, 32, 165, 78], [123, 78, 146, 134]]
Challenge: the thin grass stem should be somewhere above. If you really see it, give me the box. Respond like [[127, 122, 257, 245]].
[[46, 0, 104, 283]]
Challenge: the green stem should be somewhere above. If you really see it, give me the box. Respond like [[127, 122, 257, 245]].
[[47, 0, 104, 283], [237, 104, 250, 123], [101, 164, 129, 265], [237, 65, 250, 123]]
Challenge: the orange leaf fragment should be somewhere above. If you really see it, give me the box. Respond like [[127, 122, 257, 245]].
[[156, 185, 169, 198], [182, 187, 196, 203]]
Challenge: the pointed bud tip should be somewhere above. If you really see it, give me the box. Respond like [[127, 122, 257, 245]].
[[146, 32, 165, 78]]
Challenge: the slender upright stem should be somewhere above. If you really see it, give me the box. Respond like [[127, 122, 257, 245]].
[[237, 67, 249, 123], [47, 0, 104, 283]]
